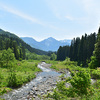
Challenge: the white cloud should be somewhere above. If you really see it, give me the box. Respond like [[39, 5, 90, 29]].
[[0, 3, 45, 26], [65, 15, 74, 21], [0, 3, 64, 31]]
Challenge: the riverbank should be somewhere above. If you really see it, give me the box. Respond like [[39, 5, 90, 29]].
[[0, 62, 62, 100], [45, 60, 100, 100], [27, 62, 62, 100], [0, 60, 41, 96], [1, 60, 98, 100]]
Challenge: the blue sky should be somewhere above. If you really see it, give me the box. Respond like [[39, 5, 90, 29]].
[[0, 0, 100, 41]]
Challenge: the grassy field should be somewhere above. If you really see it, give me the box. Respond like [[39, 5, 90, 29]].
[[46, 59, 83, 72], [45, 59, 100, 100], [0, 60, 41, 95]]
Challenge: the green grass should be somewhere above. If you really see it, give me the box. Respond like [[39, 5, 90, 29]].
[[46, 59, 81, 72], [45, 59, 100, 100], [0, 60, 41, 95]]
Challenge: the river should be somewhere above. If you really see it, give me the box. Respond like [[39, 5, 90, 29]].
[[0, 62, 62, 100], [0, 62, 96, 100]]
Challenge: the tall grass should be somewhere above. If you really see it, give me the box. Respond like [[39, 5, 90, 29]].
[[0, 60, 41, 95]]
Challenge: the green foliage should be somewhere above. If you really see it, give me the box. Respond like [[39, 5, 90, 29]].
[[26, 51, 50, 60], [7, 70, 18, 88], [0, 29, 47, 55], [47, 68, 94, 100], [0, 73, 3, 87], [91, 28, 100, 68], [50, 53, 57, 60], [49, 58, 79, 72], [94, 28, 100, 65], [7, 64, 23, 88], [88, 56, 99, 69], [0, 87, 12, 95], [69, 70, 93, 97], [57, 33, 96, 67], [63, 57, 77, 66], [50, 65, 59, 71], [57, 46, 70, 61], [91, 70, 100, 79], [47, 81, 68, 99], [0, 48, 15, 67], [0, 60, 41, 95], [88, 28, 100, 69], [47, 88, 67, 100]]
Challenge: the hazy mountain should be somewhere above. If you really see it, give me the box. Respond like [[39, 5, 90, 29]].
[[21, 37, 71, 51], [20, 37, 41, 49], [0, 29, 47, 55]]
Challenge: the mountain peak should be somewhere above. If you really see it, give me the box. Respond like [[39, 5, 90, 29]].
[[21, 37, 71, 51], [48, 37, 54, 39], [41, 37, 57, 43]]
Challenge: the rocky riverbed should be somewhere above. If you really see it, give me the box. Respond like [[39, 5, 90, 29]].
[[26, 62, 62, 100], [0, 62, 62, 100], [0, 62, 96, 100]]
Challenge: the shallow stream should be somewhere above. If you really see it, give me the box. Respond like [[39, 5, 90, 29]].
[[0, 62, 61, 100], [0, 62, 96, 100]]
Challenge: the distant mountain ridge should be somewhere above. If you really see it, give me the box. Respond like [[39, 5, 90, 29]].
[[21, 37, 71, 51], [0, 29, 47, 55]]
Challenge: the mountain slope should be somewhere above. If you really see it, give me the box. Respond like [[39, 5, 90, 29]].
[[0, 29, 47, 55], [21, 37, 71, 51], [21, 37, 41, 50]]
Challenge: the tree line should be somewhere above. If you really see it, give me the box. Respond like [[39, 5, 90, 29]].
[[0, 34, 25, 60], [0, 29, 48, 55], [57, 32, 97, 67]]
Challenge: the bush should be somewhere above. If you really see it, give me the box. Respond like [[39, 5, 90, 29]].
[[7, 71, 23, 88], [47, 69, 94, 99], [69, 70, 93, 98], [7, 64, 23, 88], [91, 70, 100, 79], [0, 73, 3, 87], [88, 56, 99, 69]]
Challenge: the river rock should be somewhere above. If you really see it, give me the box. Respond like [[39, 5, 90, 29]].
[[0, 62, 61, 100], [34, 87, 38, 91], [29, 91, 33, 95], [33, 95, 36, 98], [41, 92, 44, 95]]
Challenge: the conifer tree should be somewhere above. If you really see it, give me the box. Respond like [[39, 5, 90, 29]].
[[12, 41, 19, 60], [94, 27, 100, 65]]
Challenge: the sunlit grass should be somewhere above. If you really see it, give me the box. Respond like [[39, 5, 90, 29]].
[[0, 60, 41, 95]]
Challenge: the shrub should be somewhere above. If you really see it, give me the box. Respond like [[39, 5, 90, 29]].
[[88, 56, 99, 69], [91, 70, 100, 79], [47, 69, 94, 99], [0, 73, 3, 87], [69, 70, 93, 98]]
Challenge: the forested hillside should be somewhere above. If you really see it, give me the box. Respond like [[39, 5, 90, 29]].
[[57, 32, 97, 66], [0, 29, 47, 56]]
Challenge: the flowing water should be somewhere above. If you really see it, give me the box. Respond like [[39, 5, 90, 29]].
[[0, 62, 61, 100], [0, 62, 96, 100]]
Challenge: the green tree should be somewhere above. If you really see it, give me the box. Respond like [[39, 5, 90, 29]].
[[57, 46, 62, 60], [88, 56, 99, 69], [12, 41, 19, 60], [89, 28, 100, 68], [1, 48, 15, 67], [94, 28, 100, 65], [50, 53, 57, 60], [21, 46, 25, 59], [19, 47, 23, 60]]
